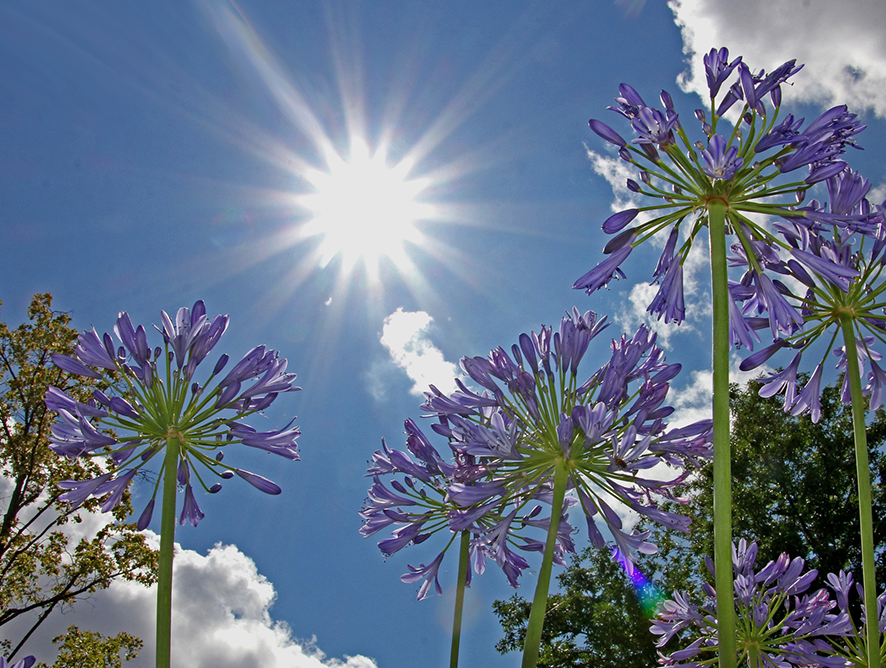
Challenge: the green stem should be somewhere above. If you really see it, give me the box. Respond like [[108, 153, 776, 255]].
[[156, 434, 180, 668], [839, 316, 881, 668], [708, 201, 736, 668], [521, 461, 568, 668], [449, 530, 471, 668]]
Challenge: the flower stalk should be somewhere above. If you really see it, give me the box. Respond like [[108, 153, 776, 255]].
[[840, 314, 882, 668], [521, 460, 568, 668], [44, 301, 301, 668], [156, 433, 180, 668], [449, 530, 471, 668], [708, 200, 736, 668]]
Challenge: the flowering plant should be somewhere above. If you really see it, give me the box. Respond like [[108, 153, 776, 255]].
[[361, 418, 573, 668], [579, 47, 868, 668], [734, 167, 886, 664], [45, 301, 301, 668], [652, 540, 849, 668], [421, 309, 711, 667]]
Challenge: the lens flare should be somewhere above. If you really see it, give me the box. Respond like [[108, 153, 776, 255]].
[[612, 548, 667, 617]]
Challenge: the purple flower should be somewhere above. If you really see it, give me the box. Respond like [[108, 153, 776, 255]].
[[647, 258, 685, 324], [602, 208, 639, 234], [631, 106, 679, 148], [422, 313, 711, 565], [703, 47, 741, 98], [824, 570, 886, 666], [653, 540, 846, 667], [400, 551, 445, 600], [0, 656, 37, 668], [790, 363, 824, 423], [44, 301, 301, 527], [361, 419, 570, 596], [588, 119, 627, 147], [579, 51, 874, 352], [573, 244, 632, 294], [179, 483, 205, 527], [701, 134, 743, 181], [754, 113, 804, 153], [738, 170, 886, 419]]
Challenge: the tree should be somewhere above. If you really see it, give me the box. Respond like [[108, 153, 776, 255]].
[[643, 377, 886, 595], [0, 294, 157, 661], [493, 546, 658, 668], [493, 377, 886, 665]]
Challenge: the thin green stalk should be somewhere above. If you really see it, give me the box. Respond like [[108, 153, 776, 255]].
[[839, 316, 881, 668], [521, 461, 568, 668], [449, 530, 471, 668], [708, 201, 736, 668], [156, 434, 180, 668]]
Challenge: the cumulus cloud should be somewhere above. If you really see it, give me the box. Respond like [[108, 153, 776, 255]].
[[378, 308, 459, 396], [9, 535, 377, 668], [669, 0, 886, 117], [585, 148, 644, 217], [668, 355, 773, 429]]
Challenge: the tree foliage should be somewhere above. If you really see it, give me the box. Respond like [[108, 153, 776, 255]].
[[493, 546, 658, 667], [643, 377, 886, 595], [493, 377, 886, 666], [38, 626, 142, 668], [0, 294, 157, 660]]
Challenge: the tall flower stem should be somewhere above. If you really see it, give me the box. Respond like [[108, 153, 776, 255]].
[[708, 200, 736, 668], [521, 460, 568, 668], [449, 530, 471, 668], [156, 434, 180, 668], [839, 315, 881, 668]]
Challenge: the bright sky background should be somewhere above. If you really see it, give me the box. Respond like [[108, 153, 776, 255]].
[[2, 1, 886, 666]]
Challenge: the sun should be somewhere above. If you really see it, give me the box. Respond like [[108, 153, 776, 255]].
[[299, 140, 433, 272]]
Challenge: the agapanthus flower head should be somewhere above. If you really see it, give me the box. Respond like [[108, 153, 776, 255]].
[[45, 301, 301, 527], [421, 309, 712, 565], [652, 539, 849, 667], [579, 49, 868, 339], [737, 170, 886, 421], [360, 418, 573, 597]]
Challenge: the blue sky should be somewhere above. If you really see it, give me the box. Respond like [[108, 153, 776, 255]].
[[2, 1, 886, 666]]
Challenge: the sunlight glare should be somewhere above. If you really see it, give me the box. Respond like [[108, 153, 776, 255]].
[[300, 140, 433, 271]]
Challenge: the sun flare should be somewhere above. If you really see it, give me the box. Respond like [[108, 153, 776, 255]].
[[299, 141, 433, 271]]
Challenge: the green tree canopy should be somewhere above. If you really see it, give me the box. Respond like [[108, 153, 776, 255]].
[[643, 377, 886, 595], [0, 294, 156, 661], [493, 545, 658, 668]]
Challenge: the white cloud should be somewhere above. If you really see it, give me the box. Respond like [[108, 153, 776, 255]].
[[585, 148, 643, 217], [378, 308, 459, 397], [669, 0, 886, 117], [668, 355, 773, 429], [8, 535, 377, 668], [615, 238, 709, 348]]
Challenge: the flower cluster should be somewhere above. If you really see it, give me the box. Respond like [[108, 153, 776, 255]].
[[737, 169, 886, 421], [360, 418, 574, 597], [652, 540, 850, 667], [578, 47, 868, 339], [825, 570, 886, 666], [420, 309, 712, 564], [46, 301, 301, 527]]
